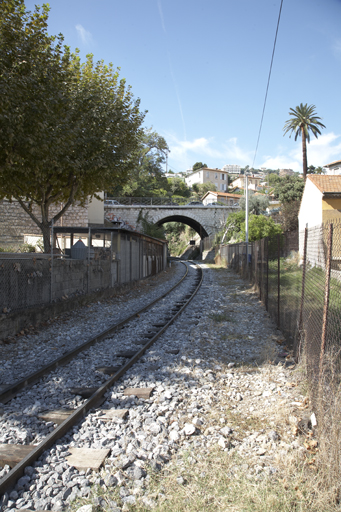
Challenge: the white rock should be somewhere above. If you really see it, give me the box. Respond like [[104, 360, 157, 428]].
[[218, 438, 226, 449], [184, 423, 196, 436], [76, 505, 95, 512], [114, 470, 126, 486], [192, 417, 203, 426], [169, 430, 180, 442], [311, 413, 317, 427]]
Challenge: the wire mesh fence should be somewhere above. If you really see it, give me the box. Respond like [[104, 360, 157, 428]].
[[0, 229, 167, 314], [217, 221, 341, 385]]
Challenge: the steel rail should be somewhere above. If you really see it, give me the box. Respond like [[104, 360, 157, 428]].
[[0, 262, 189, 405], [0, 262, 203, 494]]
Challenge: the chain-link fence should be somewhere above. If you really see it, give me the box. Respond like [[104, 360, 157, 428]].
[[0, 228, 167, 314], [217, 221, 341, 384]]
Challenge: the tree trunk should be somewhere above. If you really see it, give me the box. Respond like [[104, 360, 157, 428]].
[[301, 127, 308, 181], [41, 223, 52, 253], [41, 202, 52, 253]]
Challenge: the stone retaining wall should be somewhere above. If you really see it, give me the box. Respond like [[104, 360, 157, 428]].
[[0, 200, 88, 248]]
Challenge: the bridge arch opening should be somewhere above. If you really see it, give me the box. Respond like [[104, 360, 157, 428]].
[[155, 215, 209, 239]]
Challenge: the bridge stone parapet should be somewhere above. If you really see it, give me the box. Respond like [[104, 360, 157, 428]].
[[105, 205, 239, 238]]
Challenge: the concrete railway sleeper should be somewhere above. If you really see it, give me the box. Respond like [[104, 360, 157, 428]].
[[0, 261, 203, 500]]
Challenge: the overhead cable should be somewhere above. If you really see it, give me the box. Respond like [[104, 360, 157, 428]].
[[252, 0, 284, 169]]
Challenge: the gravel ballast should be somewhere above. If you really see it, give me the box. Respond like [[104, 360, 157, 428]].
[[0, 263, 310, 512]]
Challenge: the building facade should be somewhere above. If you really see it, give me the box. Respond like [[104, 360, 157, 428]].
[[229, 175, 263, 191], [323, 159, 341, 175], [185, 168, 229, 191]]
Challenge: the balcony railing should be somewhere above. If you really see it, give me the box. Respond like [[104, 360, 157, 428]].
[[105, 197, 241, 207]]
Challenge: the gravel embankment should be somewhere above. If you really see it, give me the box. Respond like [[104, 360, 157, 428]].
[[0, 263, 184, 388], [0, 264, 309, 512]]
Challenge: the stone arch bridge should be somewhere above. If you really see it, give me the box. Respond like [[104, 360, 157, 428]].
[[105, 204, 238, 238]]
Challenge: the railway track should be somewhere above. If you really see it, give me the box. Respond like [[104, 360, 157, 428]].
[[0, 261, 203, 499]]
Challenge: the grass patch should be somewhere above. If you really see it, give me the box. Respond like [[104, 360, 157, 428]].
[[208, 312, 235, 323], [131, 446, 333, 512]]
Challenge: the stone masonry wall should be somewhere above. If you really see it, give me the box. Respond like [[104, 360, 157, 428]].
[[105, 205, 235, 237], [0, 199, 88, 248]]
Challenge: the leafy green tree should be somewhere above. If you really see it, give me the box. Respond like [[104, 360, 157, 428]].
[[110, 128, 169, 197], [283, 103, 326, 181], [137, 211, 165, 239], [0, 1, 144, 251], [240, 215, 282, 242], [239, 194, 269, 214], [167, 177, 191, 198], [192, 162, 207, 171], [268, 173, 281, 185], [273, 175, 305, 231], [307, 165, 324, 174], [273, 175, 304, 203], [192, 181, 217, 199], [221, 211, 246, 243]]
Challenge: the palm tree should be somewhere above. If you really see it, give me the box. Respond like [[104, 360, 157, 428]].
[[283, 103, 326, 181]]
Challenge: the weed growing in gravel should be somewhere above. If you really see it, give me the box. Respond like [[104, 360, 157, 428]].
[[131, 447, 327, 512], [208, 312, 235, 323]]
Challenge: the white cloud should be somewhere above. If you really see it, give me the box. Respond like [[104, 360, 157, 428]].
[[167, 131, 341, 174], [223, 138, 253, 164], [75, 24, 93, 45], [168, 136, 224, 170], [157, 0, 167, 35], [261, 156, 302, 173], [261, 132, 341, 172], [290, 132, 341, 167], [332, 38, 341, 60], [168, 135, 251, 168]]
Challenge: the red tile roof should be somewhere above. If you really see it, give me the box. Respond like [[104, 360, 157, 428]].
[[323, 159, 341, 168], [308, 175, 341, 193], [202, 191, 241, 199]]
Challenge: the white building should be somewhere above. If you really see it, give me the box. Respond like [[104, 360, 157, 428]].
[[323, 159, 341, 175], [222, 164, 241, 175], [185, 168, 229, 192], [229, 175, 263, 191]]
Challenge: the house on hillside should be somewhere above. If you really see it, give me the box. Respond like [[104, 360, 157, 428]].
[[201, 191, 242, 206], [299, 175, 341, 229], [185, 168, 229, 191], [229, 175, 263, 191], [323, 159, 341, 175], [221, 164, 241, 176], [298, 175, 341, 262]]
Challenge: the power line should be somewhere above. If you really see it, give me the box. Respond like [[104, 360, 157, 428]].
[[252, 0, 284, 169]]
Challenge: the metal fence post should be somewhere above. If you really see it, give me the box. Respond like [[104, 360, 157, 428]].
[[88, 227, 91, 293], [265, 236, 269, 311], [296, 226, 308, 359], [260, 239, 264, 302], [277, 233, 280, 329], [319, 223, 333, 376], [50, 219, 54, 303]]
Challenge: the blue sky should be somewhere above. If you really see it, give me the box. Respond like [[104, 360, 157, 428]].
[[25, 0, 341, 174]]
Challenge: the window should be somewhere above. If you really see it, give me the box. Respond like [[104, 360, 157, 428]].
[[215, 182, 218, 189], [215, 173, 218, 179], [221, 173, 225, 180], [221, 183, 226, 191], [206, 171, 210, 178]]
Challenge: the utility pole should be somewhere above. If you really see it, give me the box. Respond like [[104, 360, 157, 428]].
[[245, 173, 249, 244], [245, 172, 249, 269]]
